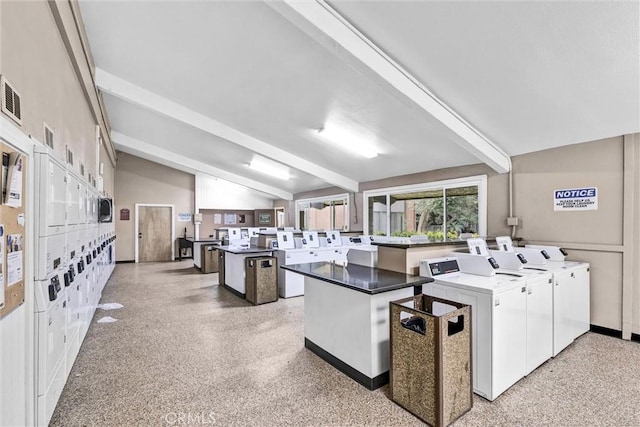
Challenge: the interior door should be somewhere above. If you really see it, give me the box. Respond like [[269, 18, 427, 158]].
[[138, 206, 172, 262]]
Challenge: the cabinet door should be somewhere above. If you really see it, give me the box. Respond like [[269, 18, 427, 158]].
[[553, 270, 574, 356], [526, 277, 553, 374], [492, 286, 527, 398]]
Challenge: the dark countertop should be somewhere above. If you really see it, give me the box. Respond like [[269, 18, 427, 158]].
[[372, 236, 523, 249], [282, 262, 433, 295], [218, 245, 273, 254], [185, 238, 222, 244], [372, 240, 469, 249]]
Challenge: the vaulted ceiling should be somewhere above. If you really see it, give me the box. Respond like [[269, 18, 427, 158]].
[[78, 0, 640, 200]]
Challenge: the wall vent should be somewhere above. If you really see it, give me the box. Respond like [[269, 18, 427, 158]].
[[44, 123, 54, 149], [1, 76, 22, 125], [66, 146, 74, 166]]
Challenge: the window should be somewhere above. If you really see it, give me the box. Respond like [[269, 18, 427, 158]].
[[296, 194, 349, 231], [364, 176, 486, 241]]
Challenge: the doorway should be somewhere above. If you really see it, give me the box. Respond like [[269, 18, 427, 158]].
[[135, 204, 175, 262]]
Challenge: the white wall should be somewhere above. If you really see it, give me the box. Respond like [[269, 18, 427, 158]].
[[0, 119, 35, 427], [196, 174, 274, 210]]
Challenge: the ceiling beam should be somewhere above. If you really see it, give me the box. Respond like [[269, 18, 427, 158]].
[[96, 68, 360, 192], [111, 132, 293, 200], [268, 0, 511, 174]]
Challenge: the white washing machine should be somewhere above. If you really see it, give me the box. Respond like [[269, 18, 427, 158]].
[[465, 238, 554, 375], [496, 237, 590, 356], [275, 231, 349, 298], [419, 255, 530, 401], [342, 235, 378, 267]]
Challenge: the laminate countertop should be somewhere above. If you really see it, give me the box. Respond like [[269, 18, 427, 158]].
[[281, 262, 432, 295]]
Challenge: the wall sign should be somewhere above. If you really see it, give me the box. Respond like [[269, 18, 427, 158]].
[[177, 212, 192, 222], [554, 187, 598, 211], [120, 208, 130, 220], [258, 212, 272, 225]]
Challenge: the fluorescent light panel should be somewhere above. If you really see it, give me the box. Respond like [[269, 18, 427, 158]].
[[248, 157, 290, 180], [318, 124, 378, 158]]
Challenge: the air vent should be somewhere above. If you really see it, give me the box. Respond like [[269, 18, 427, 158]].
[[44, 123, 54, 149], [66, 146, 74, 166], [80, 162, 85, 177], [1, 76, 22, 125]]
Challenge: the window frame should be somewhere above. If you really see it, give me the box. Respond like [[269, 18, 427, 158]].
[[295, 193, 350, 231], [362, 175, 487, 238]]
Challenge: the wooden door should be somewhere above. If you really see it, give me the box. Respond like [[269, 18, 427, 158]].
[[138, 206, 172, 262]]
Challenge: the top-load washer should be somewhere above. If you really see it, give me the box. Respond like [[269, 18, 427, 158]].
[[419, 255, 531, 401], [494, 237, 590, 356], [342, 235, 378, 267], [464, 238, 554, 374]]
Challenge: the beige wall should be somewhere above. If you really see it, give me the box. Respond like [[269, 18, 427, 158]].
[[296, 136, 640, 335], [0, 1, 115, 184], [272, 199, 295, 227], [115, 152, 194, 261], [511, 136, 629, 332]]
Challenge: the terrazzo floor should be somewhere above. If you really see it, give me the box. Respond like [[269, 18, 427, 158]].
[[51, 260, 640, 427]]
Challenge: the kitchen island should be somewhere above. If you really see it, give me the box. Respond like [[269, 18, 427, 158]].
[[218, 246, 273, 296], [282, 262, 433, 390]]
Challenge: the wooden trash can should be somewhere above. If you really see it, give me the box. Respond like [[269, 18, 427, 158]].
[[201, 244, 219, 274], [217, 250, 225, 286], [390, 295, 472, 427], [245, 256, 278, 305]]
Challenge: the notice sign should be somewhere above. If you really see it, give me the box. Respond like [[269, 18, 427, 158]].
[[554, 187, 598, 211]]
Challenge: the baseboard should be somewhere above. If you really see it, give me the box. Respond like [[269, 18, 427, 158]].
[[305, 338, 388, 390], [631, 333, 640, 343], [222, 284, 245, 299], [116, 260, 135, 264], [590, 324, 622, 339]]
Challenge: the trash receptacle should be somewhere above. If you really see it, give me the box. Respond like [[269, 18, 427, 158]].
[[390, 295, 472, 427], [245, 256, 278, 305], [218, 250, 225, 286], [201, 244, 219, 274]]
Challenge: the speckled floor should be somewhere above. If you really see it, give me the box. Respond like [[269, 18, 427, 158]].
[[51, 261, 640, 427]]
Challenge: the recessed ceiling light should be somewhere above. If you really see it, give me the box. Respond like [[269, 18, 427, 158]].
[[248, 157, 290, 180], [317, 124, 378, 158]]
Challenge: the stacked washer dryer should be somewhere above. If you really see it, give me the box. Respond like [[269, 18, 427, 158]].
[[494, 237, 590, 356], [34, 147, 70, 425], [34, 146, 116, 425]]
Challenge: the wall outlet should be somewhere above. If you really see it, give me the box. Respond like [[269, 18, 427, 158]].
[[507, 217, 519, 226]]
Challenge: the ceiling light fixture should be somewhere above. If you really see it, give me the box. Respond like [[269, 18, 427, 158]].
[[317, 124, 378, 158], [248, 157, 290, 180]]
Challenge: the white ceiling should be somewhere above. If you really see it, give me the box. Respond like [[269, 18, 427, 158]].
[[78, 1, 640, 199]]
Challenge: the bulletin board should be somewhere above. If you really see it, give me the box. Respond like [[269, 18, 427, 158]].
[[0, 141, 26, 319]]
